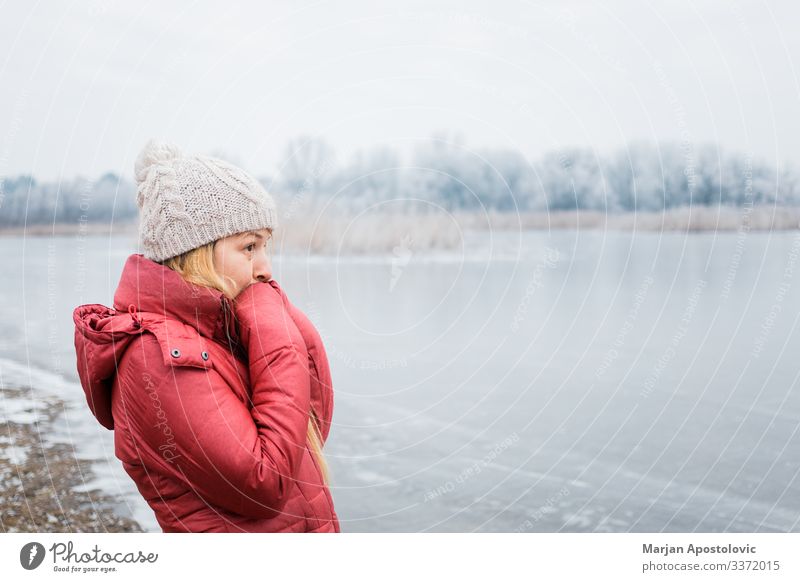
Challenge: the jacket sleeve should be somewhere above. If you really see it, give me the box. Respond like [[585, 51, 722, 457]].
[[124, 282, 311, 520], [231, 280, 312, 506], [267, 279, 334, 444]]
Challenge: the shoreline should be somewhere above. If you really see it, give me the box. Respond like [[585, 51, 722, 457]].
[[460, 206, 800, 231], [0, 206, 798, 237], [0, 385, 143, 533], [0, 207, 796, 256]]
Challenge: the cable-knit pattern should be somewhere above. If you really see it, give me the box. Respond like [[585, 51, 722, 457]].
[[133, 139, 278, 261]]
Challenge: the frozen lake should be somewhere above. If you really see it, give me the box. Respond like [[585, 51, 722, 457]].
[[0, 228, 798, 532]]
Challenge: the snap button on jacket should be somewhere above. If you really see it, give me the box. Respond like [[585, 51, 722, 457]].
[[73, 253, 339, 533]]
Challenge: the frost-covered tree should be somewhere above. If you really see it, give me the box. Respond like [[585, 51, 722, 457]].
[[0, 135, 796, 230], [277, 135, 337, 197], [335, 146, 401, 212], [477, 148, 532, 211]]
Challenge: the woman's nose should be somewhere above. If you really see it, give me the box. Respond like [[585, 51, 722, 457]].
[[252, 252, 272, 282]]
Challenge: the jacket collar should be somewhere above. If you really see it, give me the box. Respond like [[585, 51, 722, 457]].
[[113, 253, 239, 348]]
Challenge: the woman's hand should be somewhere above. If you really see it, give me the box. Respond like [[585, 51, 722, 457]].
[[234, 280, 294, 346]]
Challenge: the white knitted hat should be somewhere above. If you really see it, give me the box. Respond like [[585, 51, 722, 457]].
[[134, 139, 278, 262]]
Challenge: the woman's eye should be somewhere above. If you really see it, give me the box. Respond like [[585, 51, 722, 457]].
[[245, 243, 256, 252]]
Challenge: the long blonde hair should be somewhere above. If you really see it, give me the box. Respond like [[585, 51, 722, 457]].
[[160, 239, 330, 486]]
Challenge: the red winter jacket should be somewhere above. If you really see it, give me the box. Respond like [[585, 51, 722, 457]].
[[73, 253, 340, 533]]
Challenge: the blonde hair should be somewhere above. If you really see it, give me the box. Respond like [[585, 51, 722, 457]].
[[160, 239, 330, 487]]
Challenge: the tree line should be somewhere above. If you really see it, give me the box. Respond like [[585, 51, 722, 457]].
[[1, 138, 796, 227]]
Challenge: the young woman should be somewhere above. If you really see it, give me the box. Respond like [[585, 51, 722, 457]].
[[73, 140, 339, 532]]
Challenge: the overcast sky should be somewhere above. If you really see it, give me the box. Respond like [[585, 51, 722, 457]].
[[1, 0, 798, 181]]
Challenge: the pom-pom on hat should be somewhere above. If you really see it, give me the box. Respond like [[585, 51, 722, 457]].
[[134, 139, 278, 262]]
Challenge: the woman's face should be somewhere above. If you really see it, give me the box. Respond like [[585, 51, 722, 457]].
[[213, 228, 273, 298]]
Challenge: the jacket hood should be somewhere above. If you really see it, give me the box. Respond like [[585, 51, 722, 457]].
[[73, 253, 237, 429]]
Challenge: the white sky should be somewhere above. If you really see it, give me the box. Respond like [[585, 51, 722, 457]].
[[1, 0, 798, 181]]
